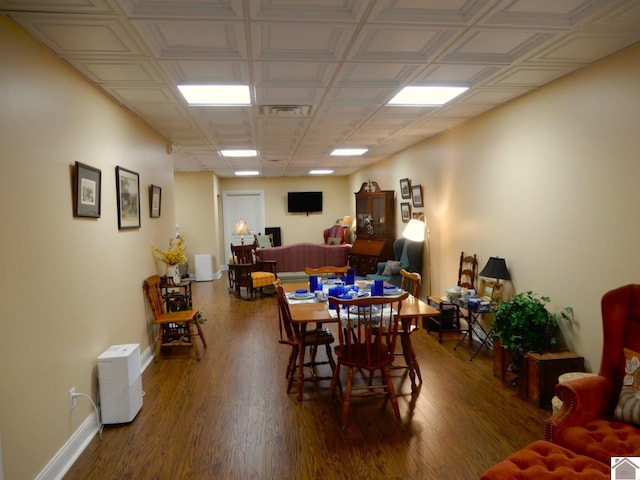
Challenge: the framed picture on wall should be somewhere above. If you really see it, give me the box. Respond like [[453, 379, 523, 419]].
[[400, 178, 411, 199], [411, 184, 423, 208], [149, 184, 161, 218], [74, 161, 101, 218], [116, 166, 141, 229], [401, 202, 411, 222]]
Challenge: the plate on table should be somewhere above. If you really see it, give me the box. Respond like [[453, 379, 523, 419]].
[[292, 289, 314, 300], [324, 278, 343, 285], [349, 304, 382, 315], [383, 286, 403, 296]]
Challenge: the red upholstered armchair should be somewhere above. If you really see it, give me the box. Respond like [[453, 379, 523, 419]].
[[323, 224, 349, 245], [545, 284, 640, 464]]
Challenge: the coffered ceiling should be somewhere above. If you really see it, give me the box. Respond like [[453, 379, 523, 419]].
[[2, 0, 640, 177]]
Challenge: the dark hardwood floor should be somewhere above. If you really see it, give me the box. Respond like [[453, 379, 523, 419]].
[[63, 278, 549, 479]]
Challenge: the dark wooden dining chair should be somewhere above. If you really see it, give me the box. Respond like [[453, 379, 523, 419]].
[[274, 280, 335, 394], [329, 292, 409, 429], [396, 269, 422, 389], [143, 275, 207, 360]]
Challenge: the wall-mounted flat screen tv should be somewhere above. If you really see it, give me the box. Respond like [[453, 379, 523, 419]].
[[287, 191, 323, 214]]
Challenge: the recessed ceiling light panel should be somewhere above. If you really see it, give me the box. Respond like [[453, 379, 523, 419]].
[[178, 85, 251, 105], [310, 169, 334, 175], [330, 148, 368, 156], [235, 170, 259, 176], [388, 86, 468, 106], [220, 149, 257, 157]]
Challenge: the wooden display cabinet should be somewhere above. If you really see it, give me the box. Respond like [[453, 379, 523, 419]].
[[349, 181, 395, 275]]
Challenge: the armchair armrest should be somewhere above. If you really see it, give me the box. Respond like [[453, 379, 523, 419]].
[[544, 375, 614, 442]]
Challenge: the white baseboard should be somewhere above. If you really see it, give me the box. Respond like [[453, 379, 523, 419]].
[[36, 345, 154, 480]]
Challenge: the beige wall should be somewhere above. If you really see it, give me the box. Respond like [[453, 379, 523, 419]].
[[174, 173, 220, 271], [219, 176, 352, 245], [354, 43, 640, 374], [0, 18, 176, 479]]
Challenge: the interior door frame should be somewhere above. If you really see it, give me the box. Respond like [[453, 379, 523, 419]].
[[222, 190, 266, 263]]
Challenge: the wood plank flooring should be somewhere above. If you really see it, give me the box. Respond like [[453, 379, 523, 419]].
[[63, 278, 549, 480]]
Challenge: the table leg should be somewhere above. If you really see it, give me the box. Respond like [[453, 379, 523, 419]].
[[400, 318, 422, 392], [296, 323, 307, 401]]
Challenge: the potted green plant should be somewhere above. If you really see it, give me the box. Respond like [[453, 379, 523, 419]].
[[492, 291, 572, 386]]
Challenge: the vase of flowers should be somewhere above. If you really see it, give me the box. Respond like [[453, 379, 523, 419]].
[[152, 236, 187, 284]]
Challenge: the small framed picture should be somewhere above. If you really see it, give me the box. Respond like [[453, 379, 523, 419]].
[[480, 279, 503, 303], [149, 184, 161, 218], [116, 166, 141, 230], [400, 178, 411, 199], [411, 185, 423, 208], [401, 202, 411, 222], [74, 162, 101, 218]]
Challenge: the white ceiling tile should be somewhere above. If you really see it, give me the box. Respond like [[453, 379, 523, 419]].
[[349, 25, 458, 62], [131, 19, 247, 59], [159, 59, 250, 83], [252, 22, 356, 61]]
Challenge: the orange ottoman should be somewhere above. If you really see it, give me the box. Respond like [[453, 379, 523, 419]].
[[481, 440, 610, 479]]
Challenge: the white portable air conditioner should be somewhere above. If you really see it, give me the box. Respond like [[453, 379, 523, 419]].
[[97, 344, 143, 424], [195, 253, 214, 281]]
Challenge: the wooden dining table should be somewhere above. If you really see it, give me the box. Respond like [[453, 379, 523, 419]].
[[284, 281, 441, 401]]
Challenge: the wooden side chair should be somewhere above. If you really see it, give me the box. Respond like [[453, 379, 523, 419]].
[[395, 269, 422, 389], [427, 251, 477, 343], [143, 275, 207, 360], [304, 265, 349, 279], [330, 292, 409, 429], [228, 243, 277, 299], [458, 252, 478, 290], [274, 280, 335, 395]]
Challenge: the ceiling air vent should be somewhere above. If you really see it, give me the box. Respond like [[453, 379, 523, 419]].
[[258, 105, 313, 117]]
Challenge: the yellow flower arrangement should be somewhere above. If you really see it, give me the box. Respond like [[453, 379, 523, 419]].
[[151, 236, 186, 265]]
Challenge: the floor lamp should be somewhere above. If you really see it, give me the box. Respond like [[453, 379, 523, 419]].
[[402, 218, 430, 295]]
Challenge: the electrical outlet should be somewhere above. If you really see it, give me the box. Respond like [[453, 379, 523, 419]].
[[69, 387, 77, 409]]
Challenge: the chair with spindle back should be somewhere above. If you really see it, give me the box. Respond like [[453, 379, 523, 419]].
[[304, 265, 350, 279], [274, 280, 335, 395], [330, 292, 409, 429], [143, 275, 207, 360]]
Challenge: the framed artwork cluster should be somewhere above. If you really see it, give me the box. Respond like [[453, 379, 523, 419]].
[[399, 177, 424, 222], [73, 162, 162, 229]]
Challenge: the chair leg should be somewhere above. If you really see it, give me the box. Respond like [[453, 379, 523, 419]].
[[195, 321, 207, 349], [188, 321, 201, 360], [325, 343, 336, 372], [341, 367, 355, 430], [287, 346, 299, 394], [382, 365, 401, 422], [330, 359, 342, 401], [154, 325, 164, 360]]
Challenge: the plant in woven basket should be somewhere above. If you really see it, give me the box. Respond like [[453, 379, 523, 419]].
[[492, 291, 572, 385]]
